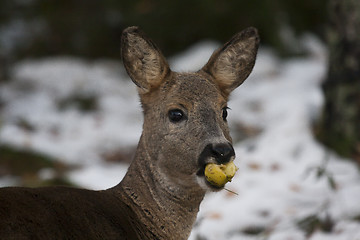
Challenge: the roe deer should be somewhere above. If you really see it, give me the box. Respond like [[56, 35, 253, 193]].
[[0, 26, 259, 239]]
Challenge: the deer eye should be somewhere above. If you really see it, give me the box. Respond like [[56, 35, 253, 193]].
[[168, 109, 185, 123], [222, 107, 229, 121]]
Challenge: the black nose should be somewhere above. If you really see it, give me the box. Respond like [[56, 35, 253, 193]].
[[211, 143, 235, 164]]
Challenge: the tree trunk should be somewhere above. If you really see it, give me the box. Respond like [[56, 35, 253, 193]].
[[318, 0, 360, 162]]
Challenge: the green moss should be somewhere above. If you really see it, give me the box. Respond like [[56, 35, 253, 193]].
[[0, 144, 55, 176], [21, 176, 77, 188], [317, 129, 354, 157], [353, 215, 360, 222], [241, 226, 266, 235], [0, 144, 75, 187], [57, 94, 98, 113], [296, 214, 334, 236]]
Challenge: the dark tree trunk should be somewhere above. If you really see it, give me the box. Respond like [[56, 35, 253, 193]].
[[318, 0, 360, 162]]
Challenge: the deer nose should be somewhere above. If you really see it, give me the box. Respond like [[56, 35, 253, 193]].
[[211, 143, 235, 164]]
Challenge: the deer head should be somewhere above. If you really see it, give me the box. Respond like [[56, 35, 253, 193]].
[[121, 26, 259, 193]]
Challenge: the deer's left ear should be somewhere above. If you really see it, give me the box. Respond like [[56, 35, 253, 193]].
[[202, 27, 260, 96]]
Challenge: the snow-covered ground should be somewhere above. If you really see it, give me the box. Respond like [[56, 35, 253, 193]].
[[1, 35, 360, 239]]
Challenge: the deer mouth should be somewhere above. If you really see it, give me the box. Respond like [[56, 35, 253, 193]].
[[196, 143, 236, 190], [196, 166, 224, 192], [196, 164, 223, 190], [196, 155, 220, 190], [197, 157, 237, 190], [196, 160, 209, 178]]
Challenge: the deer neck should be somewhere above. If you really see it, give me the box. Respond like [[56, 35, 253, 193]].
[[112, 135, 205, 239]]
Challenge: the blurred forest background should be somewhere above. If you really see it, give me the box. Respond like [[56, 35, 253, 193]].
[[0, 0, 359, 185], [1, 1, 360, 238], [0, 0, 327, 76]]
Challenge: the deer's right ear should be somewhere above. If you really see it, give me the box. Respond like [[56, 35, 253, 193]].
[[121, 26, 170, 94]]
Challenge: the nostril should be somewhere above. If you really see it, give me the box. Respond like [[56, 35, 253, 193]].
[[213, 146, 230, 157], [212, 143, 234, 163]]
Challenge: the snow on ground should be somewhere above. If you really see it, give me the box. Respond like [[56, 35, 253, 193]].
[[0, 58, 143, 188], [1, 35, 360, 239]]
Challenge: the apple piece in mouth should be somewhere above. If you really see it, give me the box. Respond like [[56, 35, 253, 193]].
[[204, 162, 238, 188]]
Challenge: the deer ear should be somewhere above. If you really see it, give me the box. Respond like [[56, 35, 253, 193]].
[[202, 27, 260, 96], [121, 26, 170, 94]]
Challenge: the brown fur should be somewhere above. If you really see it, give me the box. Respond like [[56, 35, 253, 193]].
[[0, 26, 259, 239]]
